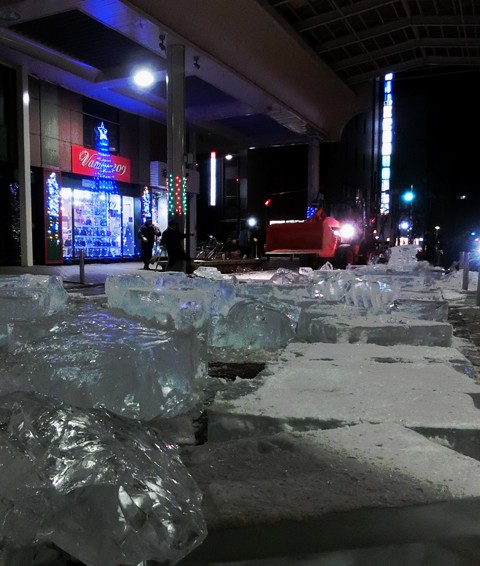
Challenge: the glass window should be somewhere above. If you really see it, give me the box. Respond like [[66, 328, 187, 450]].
[[382, 155, 391, 167], [381, 167, 390, 180]]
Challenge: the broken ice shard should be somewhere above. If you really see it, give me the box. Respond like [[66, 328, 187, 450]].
[[0, 391, 207, 566], [1, 302, 207, 420]]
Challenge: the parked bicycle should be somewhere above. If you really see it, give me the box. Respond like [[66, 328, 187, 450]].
[[195, 235, 224, 260]]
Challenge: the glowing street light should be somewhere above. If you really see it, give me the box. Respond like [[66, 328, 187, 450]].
[[402, 188, 415, 203], [401, 186, 415, 243], [133, 68, 155, 88]]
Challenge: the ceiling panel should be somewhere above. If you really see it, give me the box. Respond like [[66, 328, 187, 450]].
[[264, 0, 480, 84]]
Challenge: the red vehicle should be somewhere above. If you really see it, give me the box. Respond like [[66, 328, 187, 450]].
[[265, 208, 357, 269]]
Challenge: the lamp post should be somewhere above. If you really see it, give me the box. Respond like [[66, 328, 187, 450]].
[[401, 186, 415, 243]]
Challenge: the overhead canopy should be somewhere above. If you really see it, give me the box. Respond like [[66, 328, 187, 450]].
[[0, 0, 477, 150]]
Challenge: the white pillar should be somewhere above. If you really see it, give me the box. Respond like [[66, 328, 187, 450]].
[[17, 66, 33, 266], [166, 44, 186, 229], [307, 137, 321, 207]]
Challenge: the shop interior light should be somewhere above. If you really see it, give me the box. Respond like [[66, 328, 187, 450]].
[[133, 69, 155, 88], [225, 154, 233, 160]]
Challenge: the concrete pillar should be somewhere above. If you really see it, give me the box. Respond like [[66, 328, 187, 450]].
[[17, 66, 33, 266], [307, 137, 321, 207], [166, 44, 186, 230]]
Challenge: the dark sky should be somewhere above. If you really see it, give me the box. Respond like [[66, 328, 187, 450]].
[[393, 69, 480, 261]]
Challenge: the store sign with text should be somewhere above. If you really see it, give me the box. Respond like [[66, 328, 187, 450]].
[[71, 144, 131, 182]]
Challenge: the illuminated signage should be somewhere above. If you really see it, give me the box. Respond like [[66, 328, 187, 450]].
[[71, 144, 131, 182]]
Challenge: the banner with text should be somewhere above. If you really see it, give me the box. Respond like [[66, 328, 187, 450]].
[[71, 144, 131, 182]]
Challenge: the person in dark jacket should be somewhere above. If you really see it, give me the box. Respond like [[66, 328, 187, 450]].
[[160, 218, 194, 272], [138, 217, 159, 270]]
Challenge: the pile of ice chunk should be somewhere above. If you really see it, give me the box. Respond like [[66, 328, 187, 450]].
[[104, 258, 449, 360], [0, 391, 207, 566]]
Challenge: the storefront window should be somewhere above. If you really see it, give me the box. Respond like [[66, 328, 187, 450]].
[[61, 187, 125, 259]]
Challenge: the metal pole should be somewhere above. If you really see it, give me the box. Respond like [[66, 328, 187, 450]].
[[79, 250, 85, 285], [462, 251, 469, 291]]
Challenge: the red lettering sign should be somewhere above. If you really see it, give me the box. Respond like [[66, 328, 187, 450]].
[[71, 145, 131, 182]]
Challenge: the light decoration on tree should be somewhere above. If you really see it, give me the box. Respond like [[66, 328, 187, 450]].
[[166, 173, 188, 216], [45, 172, 61, 248], [93, 122, 118, 194], [141, 186, 151, 222]]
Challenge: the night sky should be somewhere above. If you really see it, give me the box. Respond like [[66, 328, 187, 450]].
[[393, 69, 480, 263]]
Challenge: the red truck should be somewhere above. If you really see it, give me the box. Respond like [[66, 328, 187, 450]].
[[265, 208, 357, 269]]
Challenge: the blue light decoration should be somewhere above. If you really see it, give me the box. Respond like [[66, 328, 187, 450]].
[[306, 205, 317, 219], [380, 73, 394, 215], [94, 122, 119, 194], [44, 170, 63, 263], [72, 123, 122, 260], [141, 186, 151, 223]]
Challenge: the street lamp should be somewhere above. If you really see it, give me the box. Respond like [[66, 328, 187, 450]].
[[401, 186, 415, 243], [399, 220, 410, 245], [402, 189, 415, 203]]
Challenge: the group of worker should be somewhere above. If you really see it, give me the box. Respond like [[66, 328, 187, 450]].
[[138, 217, 194, 273]]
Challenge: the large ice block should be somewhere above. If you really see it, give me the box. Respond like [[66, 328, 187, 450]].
[[0, 391, 207, 566], [1, 302, 207, 420], [303, 316, 452, 346], [0, 274, 68, 321], [209, 299, 300, 361], [106, 272, 236, 327]]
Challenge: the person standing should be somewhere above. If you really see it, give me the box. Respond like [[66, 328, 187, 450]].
[[160, 218, 194, 272], [238, 223, 251, 259], [138, 217, 159, 270]]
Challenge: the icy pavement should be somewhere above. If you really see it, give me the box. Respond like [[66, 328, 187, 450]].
[[207, 343, 480, 440]]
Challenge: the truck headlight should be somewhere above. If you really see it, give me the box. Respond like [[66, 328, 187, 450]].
[[339, 223, 355, 241]]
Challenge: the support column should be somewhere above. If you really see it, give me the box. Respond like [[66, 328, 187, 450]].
[[166, 44, 186, 229], [17, 66, 33, 266], [307, 137, 321, 207]]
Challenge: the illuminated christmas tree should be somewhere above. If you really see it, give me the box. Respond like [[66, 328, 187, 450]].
[[94, 122, 118, 194]]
